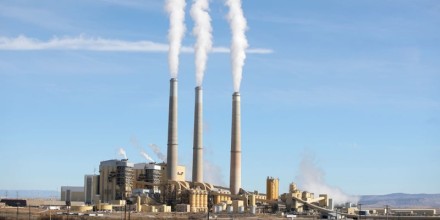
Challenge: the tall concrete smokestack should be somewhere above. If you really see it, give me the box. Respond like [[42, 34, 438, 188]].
[[167, 78, 178, 181], [230, 92, 241, 195], [192, 86, 203, 183]]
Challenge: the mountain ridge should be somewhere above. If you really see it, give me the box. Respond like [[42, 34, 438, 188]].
[[359, 193, 440, 208]]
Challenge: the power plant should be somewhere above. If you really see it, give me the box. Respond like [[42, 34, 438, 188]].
[[51, 65, 346, 217], [49, 0, 344, 217], [1, 1, 435, 220]]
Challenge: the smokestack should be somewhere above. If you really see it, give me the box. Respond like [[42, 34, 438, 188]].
[[192, 86, 203, 183], [230, 92, 241, 195], [167, 78, 178, 181]]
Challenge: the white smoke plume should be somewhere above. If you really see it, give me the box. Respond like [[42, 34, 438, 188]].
[[190, 0, 213, 86], [130, 136, 155, 163], [225, 0, 249, 92], [148, 143, 166, 162], [165, 0, 186, 78], [140, 151, 155, 163], [296, 152, 359, 204], [118, 147, 127, 159]]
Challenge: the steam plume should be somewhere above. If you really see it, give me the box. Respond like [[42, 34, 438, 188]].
[[225, 0, 248, 92], [190, 0, 213, 86], [165, 0, 186, 78], [140, 151, 155, 162], [118, 148, 127, 159], [130, 136, 155, 163], [295, 152, 359, 204], [149, 143, 166, 162]]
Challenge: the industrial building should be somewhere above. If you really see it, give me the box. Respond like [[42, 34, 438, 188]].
[[60, 186, 85, 203], [56, 74, 335, 215], [84, 175, 99, 204], [133, 163, 161, 192], [53, 46, 435, 219], [98, 159, 134, 202], [266, 177, 279, 201]]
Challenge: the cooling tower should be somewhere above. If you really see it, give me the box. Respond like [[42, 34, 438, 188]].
[[166, 78, 178, 181], [192, 86, 203, 183], [230, 92, 241, 195]]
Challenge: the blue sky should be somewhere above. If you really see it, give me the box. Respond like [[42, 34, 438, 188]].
[[0, 0, 439, 196]]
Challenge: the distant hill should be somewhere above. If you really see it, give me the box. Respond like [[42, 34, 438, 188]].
[[360, 193, 440, 208], [0, 190, 59, 199]]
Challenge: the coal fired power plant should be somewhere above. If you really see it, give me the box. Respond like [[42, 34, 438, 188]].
[[42, 1, 438, 219], [55, 0, 340, 217]]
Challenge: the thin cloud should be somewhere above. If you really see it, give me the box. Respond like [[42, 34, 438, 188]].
[[0, 35, 273, 54]]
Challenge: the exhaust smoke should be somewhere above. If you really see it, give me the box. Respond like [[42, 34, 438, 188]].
[[118, 147, 127, 159], [140, 151, 155, 163], [130, 136, 155, 163], [225, 0, 248, 92], [165, 0, 186, 78], [296, 152, 359, 204], [190, 0, 213, 86], [149, 143, 167, 162]]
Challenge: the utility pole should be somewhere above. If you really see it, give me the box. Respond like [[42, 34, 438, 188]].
[[358, 203, 362, 220], [29, 205, 31, 220], [15, 191, 20, 220], [120, 206, 123, 220], [124, 203, 127, 220], [16, 202, 19, 220], [207, 191, 211, 220]]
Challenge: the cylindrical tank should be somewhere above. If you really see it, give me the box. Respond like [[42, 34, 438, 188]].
[[203, 194, 208, 207], [238, 206, 244, 213], [198, 193, 202, 208], [194, 193, 199, 208], [227, 205, 233, 213], [221, 202, 227, 210], [250, 206, 256, 214]]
